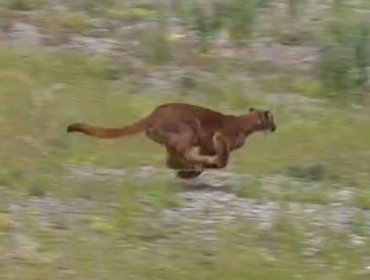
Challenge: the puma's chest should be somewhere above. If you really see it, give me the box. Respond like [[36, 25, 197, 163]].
[[229, 131, 246, 149]]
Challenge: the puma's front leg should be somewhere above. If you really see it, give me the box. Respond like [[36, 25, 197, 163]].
[[206, 132, 230, 169], [185, 146, 218, 166]]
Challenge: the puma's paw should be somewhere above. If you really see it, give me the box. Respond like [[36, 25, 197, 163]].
[[205, 156, 217, 165], [176, 170, 202, 179], [205, 158, 223, 169], [194, 164, 204, 172]]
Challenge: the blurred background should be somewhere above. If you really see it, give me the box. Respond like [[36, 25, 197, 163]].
[[0, 0, 370, 279]]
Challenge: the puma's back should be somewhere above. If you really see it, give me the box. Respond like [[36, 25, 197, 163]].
[[153, 103, 226, 131]]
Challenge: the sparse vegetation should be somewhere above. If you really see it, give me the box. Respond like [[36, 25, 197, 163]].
[[57, 11, 89, 32], [0, 0, 370, 279], [6, 0, 43, 11], [318, 1, 370, 96], [0, 213, 11, 232]]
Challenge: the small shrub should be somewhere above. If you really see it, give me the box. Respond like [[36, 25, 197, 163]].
[[141, 14, 172, 64], [287, 162, 326, 181], [104, 9, 128, 21], [28, 186, 45, 197], [0, 10, 13, 31], [58, 12, 89, 32], [69, 0, 115, 16], [287, 0, 305, 19], [317, 43, 354, 96], [235, 179, 263, 199], [318, 8, 370, 96], [226, 0, 257, 44], [354, 187, 370, 210], [85, 56, 122, 80], [105, 8, 156, 21], [191, 5, 213, 52], [88, 216, 115, 234], [178, 74, 196, 92], [277, 28, 314, 46], [256, 0, 274, 7], [7, 0, 43, 10], [51, 216, 69, 230], [0, 213, 11, 232]]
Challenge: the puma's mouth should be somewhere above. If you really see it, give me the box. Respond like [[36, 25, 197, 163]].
[[263, 126, 276, 135]]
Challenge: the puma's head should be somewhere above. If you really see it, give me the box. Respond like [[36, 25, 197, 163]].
[[248, 107, 276, 132]]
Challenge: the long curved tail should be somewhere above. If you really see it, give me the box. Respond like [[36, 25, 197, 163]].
[[66, 117, 148, 138]]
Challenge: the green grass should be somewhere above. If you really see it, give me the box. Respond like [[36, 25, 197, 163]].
[[0, 41, 370, 279], [1, 214, 369, 280], [0, 46, 369, 197], [236, 176, 333, 205], [0, 213, 11, 232], [354, 186, 370, 210], [0, 1, 370, 278]]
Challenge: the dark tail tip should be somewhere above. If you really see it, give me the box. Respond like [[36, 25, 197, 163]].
[[67, 123, 81, 133]]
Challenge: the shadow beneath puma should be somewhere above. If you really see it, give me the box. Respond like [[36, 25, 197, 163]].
[[176, 179, 235, 193]]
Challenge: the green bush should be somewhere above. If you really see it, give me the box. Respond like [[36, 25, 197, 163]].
[[226, 0, 257, 44], [67, 0, 116, 15], [173, 0, 257, 51], [318, 10, 370, 96], [6, 0, 43, 10], [0, 213, 11, 232], [256, 0, 274, 7], [287, 0, 305, 19], [58, 12, 89, 32], [286, 162, 327, 181], [141, 13, 172, 64], [88, 216, 116, 234], [276, 27, 313, 46], [317, 43, 354, 95], [0, 12, 12, 31], [177, 2, 225, 52], [105, 7, 156, 21]]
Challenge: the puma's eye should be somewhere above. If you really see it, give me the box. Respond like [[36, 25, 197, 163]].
[[264, 111, 270, 121]]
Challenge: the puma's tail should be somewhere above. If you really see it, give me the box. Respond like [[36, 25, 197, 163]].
[[67, 117, 148, 138]]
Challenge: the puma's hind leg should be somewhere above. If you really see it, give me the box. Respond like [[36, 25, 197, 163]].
[[146, 121, 217, 166], [165, 148, 204, 179]]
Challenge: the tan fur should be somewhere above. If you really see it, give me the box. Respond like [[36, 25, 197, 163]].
[[66, 118, 147, 138], [67, 103, 276, 179]]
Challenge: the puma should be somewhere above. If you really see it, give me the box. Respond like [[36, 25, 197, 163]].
[[67, 103, 276, 179]]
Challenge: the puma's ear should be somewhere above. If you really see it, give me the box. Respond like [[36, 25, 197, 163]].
[[249, 107, 255, 112], [264, 110, 272, 117]]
